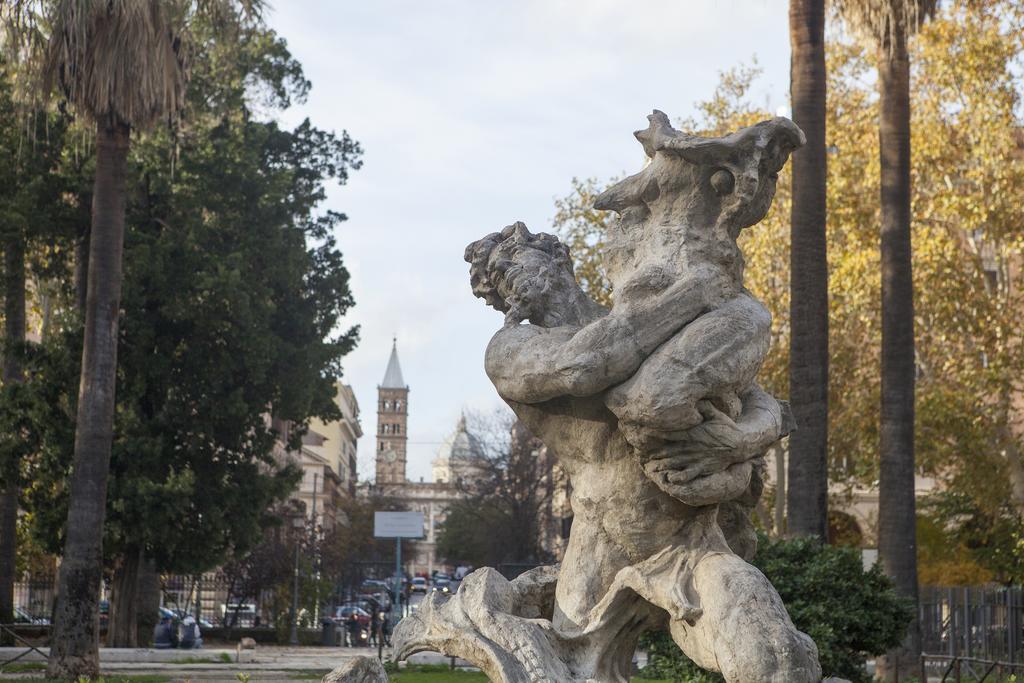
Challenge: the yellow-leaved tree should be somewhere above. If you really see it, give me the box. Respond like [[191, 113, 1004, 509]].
[[552, 0, 1024, 586]]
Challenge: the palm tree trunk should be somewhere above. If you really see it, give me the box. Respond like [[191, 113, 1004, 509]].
[[74, 225, 90, 316], [47, 120, 130, 680], [787, 0, 830, 541], [772, 445, 786, 536], [875, 28, 921, 680], [1, 231, 26, 645]]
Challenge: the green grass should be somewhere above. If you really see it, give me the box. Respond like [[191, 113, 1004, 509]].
[[383, 665, 669, 683], [389, 671, 488, 683], [388, 676, 670, 683]]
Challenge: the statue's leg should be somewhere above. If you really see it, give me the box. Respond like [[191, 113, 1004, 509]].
[[604, 293, 770, 440], [669, 552, 821, 683]]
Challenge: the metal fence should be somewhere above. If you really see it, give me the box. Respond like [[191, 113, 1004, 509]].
[[12, 574, 1024, 659], [921, 585, 1024, 669], [12, 574, 56, 624], [9, 566, 398, 630], [161, 567, 396, 628]]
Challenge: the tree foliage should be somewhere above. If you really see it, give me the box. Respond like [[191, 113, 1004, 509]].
[[436, 413, 556, 569], [554, 0, 1024, 584], [17, 15, 361, 577]]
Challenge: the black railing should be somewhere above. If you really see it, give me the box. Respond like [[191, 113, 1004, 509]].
[[921, 586, 1024, 665], [921, 654, 1024, 682]]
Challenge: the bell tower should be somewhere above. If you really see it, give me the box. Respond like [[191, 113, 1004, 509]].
[[375, 338, 409, 485]]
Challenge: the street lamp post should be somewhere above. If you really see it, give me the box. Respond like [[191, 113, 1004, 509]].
[[393, 537, 402, 624], [289, 514, 303, 646]]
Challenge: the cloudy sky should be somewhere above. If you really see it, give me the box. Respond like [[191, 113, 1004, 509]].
[[269, 0, 791, 482]]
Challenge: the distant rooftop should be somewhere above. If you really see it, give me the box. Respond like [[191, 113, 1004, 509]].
[[381, 338, 406, 388]]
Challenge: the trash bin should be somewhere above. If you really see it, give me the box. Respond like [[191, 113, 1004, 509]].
[[321, 618, 338, 646]]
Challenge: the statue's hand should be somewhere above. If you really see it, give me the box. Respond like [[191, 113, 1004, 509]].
[[636, 389, 784, 506], [643, 455, 753, 507]]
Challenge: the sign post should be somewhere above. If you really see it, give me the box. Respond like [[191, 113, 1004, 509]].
[[374, 511, 424, 624]]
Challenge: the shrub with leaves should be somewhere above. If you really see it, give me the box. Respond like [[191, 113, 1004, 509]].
[[637, 535, 913, 683]]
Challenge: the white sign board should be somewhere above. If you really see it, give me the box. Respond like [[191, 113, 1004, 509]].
[[374, 511, 424, 539]]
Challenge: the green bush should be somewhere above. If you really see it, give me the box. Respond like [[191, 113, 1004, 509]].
[[636, 630, 720, 682], [637, 534, 913, 683]]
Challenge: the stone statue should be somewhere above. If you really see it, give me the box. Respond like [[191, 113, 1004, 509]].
[[392, 111, 824, 683]]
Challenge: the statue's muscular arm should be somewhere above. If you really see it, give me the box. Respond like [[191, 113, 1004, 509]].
[[484, 274, 718, 404]]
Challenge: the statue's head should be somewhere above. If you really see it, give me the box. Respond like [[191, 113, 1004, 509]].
[[593, 112, 804, 288], [465, 222, 581, 325], [595, 111, 804, 233]]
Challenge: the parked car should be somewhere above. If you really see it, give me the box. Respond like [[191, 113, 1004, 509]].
[[411, 577, 428, 594], [14, 606, 49, 625], [356, 594, 390, 615], [333, 604, 371, 628]]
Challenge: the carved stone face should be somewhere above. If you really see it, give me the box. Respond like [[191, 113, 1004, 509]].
[[466, 222, 586, 326], [492, 242, 578, 325]]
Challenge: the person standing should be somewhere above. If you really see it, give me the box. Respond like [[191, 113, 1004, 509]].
[[380, 611, 391, 647], [369, 609, 380, 647], [346, 612, 360, 647]]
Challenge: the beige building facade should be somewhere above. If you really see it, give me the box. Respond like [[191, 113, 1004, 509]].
[[273, 381, 362, 532]]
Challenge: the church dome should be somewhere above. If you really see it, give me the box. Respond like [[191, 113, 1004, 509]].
[[439, 416, 483, 462], [432, 415, 485, 483]]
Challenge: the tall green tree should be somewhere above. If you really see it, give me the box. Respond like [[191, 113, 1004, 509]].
[[0, 1, 261, 674], [834, 1, 935, 675], [18, 14, 361, 648], [0, 67, 27, 646], [786, 0, 829, 541], [0, 61, 75, 643], [36, 2, 191, 674]]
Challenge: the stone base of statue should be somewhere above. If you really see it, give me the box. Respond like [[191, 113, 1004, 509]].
[[393, 565, 652, 683]]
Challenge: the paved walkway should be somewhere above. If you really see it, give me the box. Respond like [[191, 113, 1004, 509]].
[[0, 646, 465, 681]]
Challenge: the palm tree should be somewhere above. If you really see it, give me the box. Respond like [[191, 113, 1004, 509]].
[[40, 2, 186, 676], [0, 1, 258, 676], [786, 0, 829, 541], [834, 0, 936, 677]]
